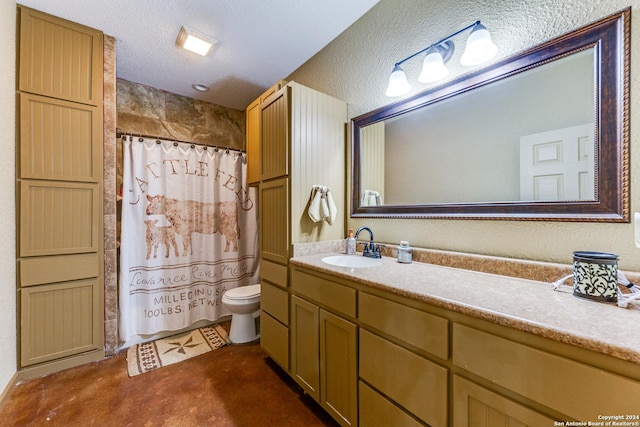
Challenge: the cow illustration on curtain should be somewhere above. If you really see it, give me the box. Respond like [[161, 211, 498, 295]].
[[145, 195, 241, 255]]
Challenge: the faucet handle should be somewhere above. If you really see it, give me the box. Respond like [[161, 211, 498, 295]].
[[359, 242, 371, 256], [372, 243, 383, 258]]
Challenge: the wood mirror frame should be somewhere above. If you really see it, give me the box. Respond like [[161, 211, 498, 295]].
[[351, 9, 629, 222]]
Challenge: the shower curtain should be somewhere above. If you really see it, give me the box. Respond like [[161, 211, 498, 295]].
[[119, 136, 259, 342]]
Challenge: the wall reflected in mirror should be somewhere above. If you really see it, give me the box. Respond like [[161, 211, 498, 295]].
[[360, 48, 595, 206]]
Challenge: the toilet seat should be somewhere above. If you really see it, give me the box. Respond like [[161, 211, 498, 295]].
[[223, 284, 261, 300]]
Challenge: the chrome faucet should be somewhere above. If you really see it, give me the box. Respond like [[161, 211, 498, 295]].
[[354, 226, 381, 258]]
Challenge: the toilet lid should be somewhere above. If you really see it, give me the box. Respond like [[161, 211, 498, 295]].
[[224, 284, 261, 299]]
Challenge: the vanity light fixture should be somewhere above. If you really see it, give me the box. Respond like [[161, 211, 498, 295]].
[[385, 21, 498, 97], [176, 25, 218, 56]]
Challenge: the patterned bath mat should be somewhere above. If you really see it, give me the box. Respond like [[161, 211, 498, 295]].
[[126, 324, 230, 377]]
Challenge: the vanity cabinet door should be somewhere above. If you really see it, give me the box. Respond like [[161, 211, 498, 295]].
[[320, 310, 357, 427], [291, 295, 358, 427], [291, 295, 320, 400], [452, 375, 555, 427]]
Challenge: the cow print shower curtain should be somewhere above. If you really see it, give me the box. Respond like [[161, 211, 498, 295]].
[[119, 136, 259, 342]]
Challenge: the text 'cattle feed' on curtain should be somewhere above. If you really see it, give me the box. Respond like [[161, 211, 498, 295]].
[[119, 137, 259, 342]]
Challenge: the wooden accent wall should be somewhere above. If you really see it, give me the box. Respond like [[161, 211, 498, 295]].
[[360, 121, 385, 204], [289, 82, 347, 244]]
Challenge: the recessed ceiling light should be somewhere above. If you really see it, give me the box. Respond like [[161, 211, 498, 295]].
[[192, 84, 210, 92], [176, 26, 218, 56]]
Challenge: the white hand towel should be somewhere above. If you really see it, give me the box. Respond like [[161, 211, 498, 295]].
[[319, 186, 330, 221], [361, 191, 370, 206], [368, 192, 376, 206], [325, 189, 337, 226], [308, 186, 323, 222], [362, 189, 376, 207]]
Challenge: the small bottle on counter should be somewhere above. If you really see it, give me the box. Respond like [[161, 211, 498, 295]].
[[346, 229, 356, 255], [398, 241, 412, 263]]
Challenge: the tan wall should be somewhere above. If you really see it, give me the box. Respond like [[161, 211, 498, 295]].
[[0, 0, 17, 393], [287, 0, 640, 271]]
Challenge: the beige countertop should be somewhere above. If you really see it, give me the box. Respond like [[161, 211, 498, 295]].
[[289, 252, 640, 364]]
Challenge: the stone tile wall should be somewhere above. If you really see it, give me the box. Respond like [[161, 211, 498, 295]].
[[103, 35, 118, 355], [116, 79, 245, 150]]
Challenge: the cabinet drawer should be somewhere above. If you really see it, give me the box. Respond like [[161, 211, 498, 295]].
[[19, 253, 99, 287], [260, 312, 289, 370], [359, 292, 448, 360], [291, 269, 356, 318], [359, 381, 423, 427], [452, 375, 555, 427], [453, 323, 640, 421], [359, 329, 448, 427], [261, 281, 289, 325], [260, 259, 288, 289]]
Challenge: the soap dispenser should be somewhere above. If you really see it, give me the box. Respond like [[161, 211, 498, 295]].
[[346, 229, 356, 255], [398, 241, 412, 263]]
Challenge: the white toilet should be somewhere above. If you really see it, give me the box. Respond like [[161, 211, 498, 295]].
[[221, 284, 261, 344]]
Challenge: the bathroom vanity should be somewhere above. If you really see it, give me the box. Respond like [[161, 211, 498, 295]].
[[261, 252, 640, 427]]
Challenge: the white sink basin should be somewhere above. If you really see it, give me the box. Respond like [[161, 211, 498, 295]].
[[322, 255, 382, 268]]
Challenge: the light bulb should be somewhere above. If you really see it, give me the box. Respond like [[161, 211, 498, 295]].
[[418, 47, 449, 83], [385, 65, 412, 97], [460, 23, 498, 66]]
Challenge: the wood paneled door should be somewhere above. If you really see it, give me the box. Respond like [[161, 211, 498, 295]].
[[16, 6, 104, 376]]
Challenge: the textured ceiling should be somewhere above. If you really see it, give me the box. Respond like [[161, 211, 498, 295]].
[[16, 0, 380, 110]]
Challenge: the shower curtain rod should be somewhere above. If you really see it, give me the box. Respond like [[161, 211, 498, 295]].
[[116, 128, 245, 154]]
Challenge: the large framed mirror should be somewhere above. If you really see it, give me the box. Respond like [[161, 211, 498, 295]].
[[351, 9, 629, 221]]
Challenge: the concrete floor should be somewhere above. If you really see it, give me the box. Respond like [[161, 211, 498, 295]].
[[0, 334, 338, 426]]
